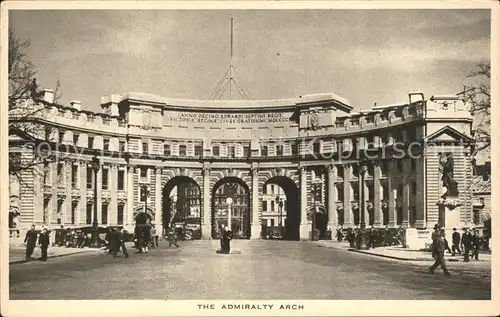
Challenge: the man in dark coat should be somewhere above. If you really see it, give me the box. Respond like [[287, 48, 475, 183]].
[[111, 228, 129, 258], [221, 226, 232, 254], [451, 228, 461, 256], [461, 229, 472, 262], [38, 228, 50, 261], [429, 232, 451, 276], [472, 230, 481, 260], [24, 225, 38, 260], [430, 224, 440, 258]]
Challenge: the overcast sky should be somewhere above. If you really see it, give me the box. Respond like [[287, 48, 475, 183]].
[[9, 9, 490, 112]]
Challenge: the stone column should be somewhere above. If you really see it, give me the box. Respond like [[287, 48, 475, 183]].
[[343, 164, 352, 227], [64, 160, 72, 225], [373, 161, 382, 227], [414, 157, 426, 228], [202, 166, 212, 239], [50, 161, 58, 226], [401, 159, 410, 228], [299, 166, 309, 240], [154, 167, 162, 234], [327, 164, 337, 229], [126, 165, 135, 228], [250, 165, 261, 239], [387, 160, 397, 228], [96, 163, 102, 225], [79, 161, 87, 225], [109, 164, 118, 225]]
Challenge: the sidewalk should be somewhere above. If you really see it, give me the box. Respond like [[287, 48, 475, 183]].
[[9, 245, 99, 265], [314, 240, 492, 263]]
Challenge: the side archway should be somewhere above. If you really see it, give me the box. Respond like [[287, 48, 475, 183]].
[[262, 176, 300, 241], [211, 177, 251, 239], [162, 176, 202, 238]]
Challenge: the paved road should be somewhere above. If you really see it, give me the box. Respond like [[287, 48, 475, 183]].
[[9, 240, 490, 300]]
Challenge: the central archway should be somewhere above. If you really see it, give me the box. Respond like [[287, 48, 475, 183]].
[[262, 176, 300, 241], [162, 176, 202, 239], [211, 177, 251, 239]]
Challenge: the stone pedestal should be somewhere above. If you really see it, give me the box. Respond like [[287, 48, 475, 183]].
[[250, 224, 261, 240], [299, 224, 310, 240], [405, 228, 432, 250], [437, 199, 462, 245], [201, 224, 211, 240]]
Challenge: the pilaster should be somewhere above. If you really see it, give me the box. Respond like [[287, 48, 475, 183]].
[[79, 161, 87, 225], [414, 157, 426, 228], [343, 164, 352, 226], [126, 165, 135, 227], [109, 164, 118, 225], [250, 165, 261, 239], [299, 166, 309, 239], [202, 166, 211, 239], [373, 161, 382, 227], [327, 164, 337, 229], [154, 167, 162, 234], [387, 160, 397, 228], [401, 159, 411, 228]]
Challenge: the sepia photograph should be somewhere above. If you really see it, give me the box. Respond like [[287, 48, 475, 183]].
[[1, 2, 497, 316]]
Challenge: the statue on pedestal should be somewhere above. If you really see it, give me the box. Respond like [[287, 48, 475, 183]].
[[439, 153, 459, 199]]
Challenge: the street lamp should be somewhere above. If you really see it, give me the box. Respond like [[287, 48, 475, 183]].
[[275, 196, 284, 237], [356, 164, 370, 250], [90, 156, 100, 248], [311, 180, 322, 241], [226, 197, 233, 232]]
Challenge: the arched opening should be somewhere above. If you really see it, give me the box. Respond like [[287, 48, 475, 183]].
[[262, 176, 300, 241], [162, 176, 202, 239], [211, 177, 250, 239], [308, 205, 328, 239]]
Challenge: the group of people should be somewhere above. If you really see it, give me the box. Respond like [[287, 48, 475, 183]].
[[336, 227, 405, 248], [429, 225, 488, 276], [24, 225, 50, 261]]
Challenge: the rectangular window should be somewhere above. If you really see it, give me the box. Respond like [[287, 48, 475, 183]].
[[271, 185, 275, 194], [337, 165, 344, 179], [57, 163, 63, 178], [140, 187, 148, 202], [228, 146, 235, 158], [118, 170, 125, 190], [271, 200, 275, 212], [262, 201, 267, 211], [71, 165, 78, 188], [71, 202, 77, 225], [179, 145, 187, 157], [213, 146, 220, 156], [102, 168, 109, 190], [243, 146, 250, 157], [271, 219, 275, 227], [57, 200, 63, 224], [88, 137, 94, 149], [473, 209, 480, 225], [276, 145, 284, 156], [366, 135, 374, 149], [194, 145, 203, 156], [117, 204, 124, 225], [43, 198, 50, 223], [86, 203, 92, 224], [164, 144, 171, 156], [263, 185, 267, 195], [353, 188, 359, 201], [103, 139, 109, 151], [140, 167, 148, 178], [291, 144, 298, 156], [87, 167, 93, 189], [142, 142, 149, 155], [59, 131, 65, 143], [119, 141, 126, 152], [102, 204, 108, 225], [261, 146, 268, 157], [73, 134, 79, 145]]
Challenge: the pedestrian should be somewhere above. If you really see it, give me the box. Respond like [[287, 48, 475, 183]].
[[461, 228, 472, 262], [440, 228, 453, 255], [107, 227, 118, 256], [472, 230, 481, 260], [336, 228, 343, 242], [150, 225, 157, 249], [369, 227, 376, 249], [118, 228, 130, 258], [221, 225, 232, 254], [38, 228, 50, 261], [430, 224, 440, 258], [451, 228, 461, 256], [429, 231, 451, 276], [167, 226, 179, 248], [24, 224, 38, 260]]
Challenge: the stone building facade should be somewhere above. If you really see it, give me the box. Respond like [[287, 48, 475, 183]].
[[9, 89, 476, 244]]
